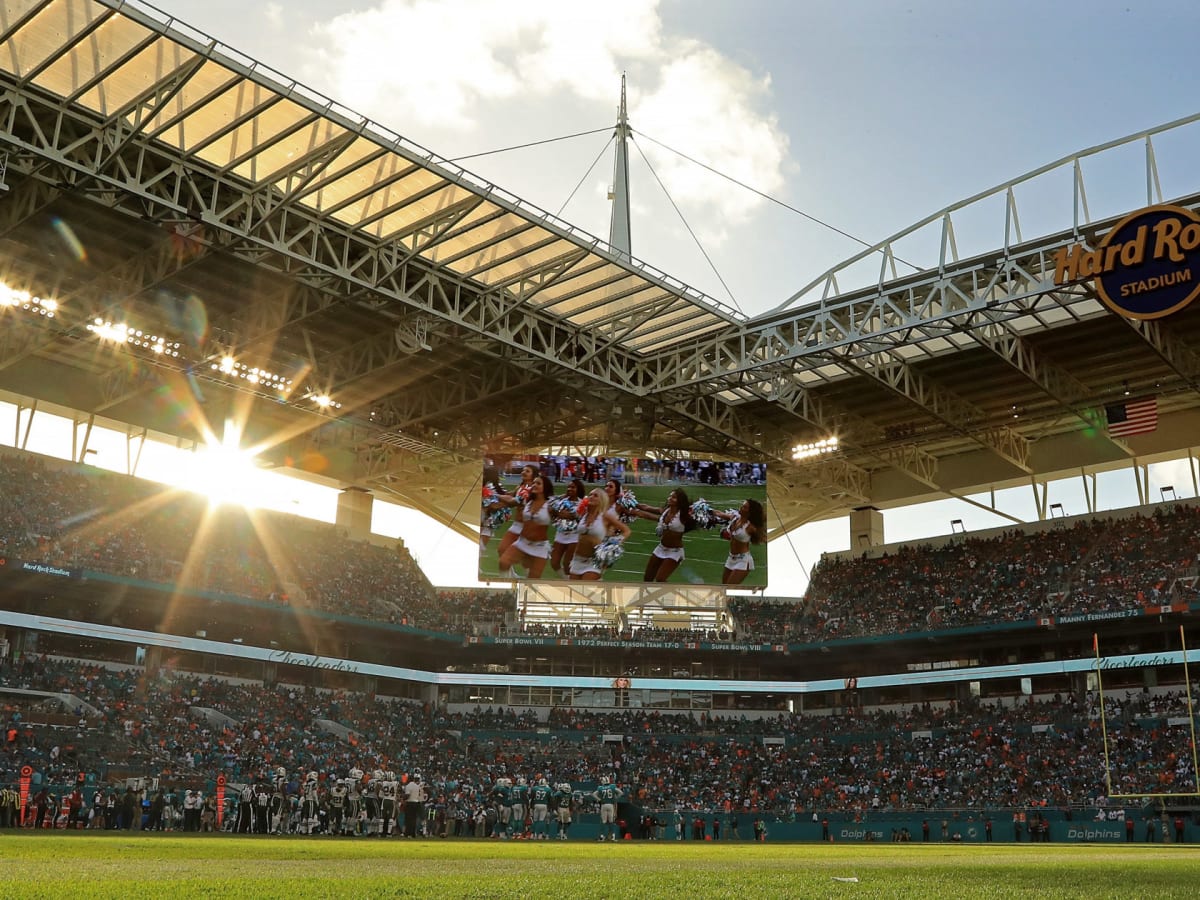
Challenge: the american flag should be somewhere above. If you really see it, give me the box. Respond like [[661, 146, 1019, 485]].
[[1105, 397, 1157, 437]]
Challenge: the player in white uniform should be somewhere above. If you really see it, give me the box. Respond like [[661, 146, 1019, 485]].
[[270, 768, 289, 834], [568, 489, 630, 581], [345, 768, 364, 836], [498, 476, 556, 579], [327, 778, 348, 835], [365, 770, 383, 836], [299, 771, 320, 834], [379, 771, 400, 837]]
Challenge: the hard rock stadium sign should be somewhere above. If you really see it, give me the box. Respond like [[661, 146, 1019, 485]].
[[1054, 203, 1200, 319]]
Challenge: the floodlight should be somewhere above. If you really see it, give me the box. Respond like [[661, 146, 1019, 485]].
[[792, 435, 839, 461]]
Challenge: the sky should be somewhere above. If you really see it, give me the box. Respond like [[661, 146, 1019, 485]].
[[10, 0, 1200, 594]]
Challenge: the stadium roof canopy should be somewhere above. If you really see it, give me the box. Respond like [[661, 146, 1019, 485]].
[[3, 0, 1200, 540]]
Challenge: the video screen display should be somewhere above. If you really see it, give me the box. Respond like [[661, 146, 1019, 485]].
[[478, 455, 767, 587]]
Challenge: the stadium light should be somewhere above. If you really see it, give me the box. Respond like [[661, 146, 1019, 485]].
[[792, 435, 839, 460], [1160, 485, 1176, 502], [312, 393, 342, 410], [210, 356, 293, 394], [87, 318, 181, 357], [87, 319, 129, 342], [1, 284, 57, 317]]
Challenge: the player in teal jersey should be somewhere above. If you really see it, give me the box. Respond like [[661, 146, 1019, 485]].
[[592, 775, 623, 841], [490, 778, 512, 839], [551, 782, 574, 840], [510, 776, 531, 838], [529, 777, 553, 839]]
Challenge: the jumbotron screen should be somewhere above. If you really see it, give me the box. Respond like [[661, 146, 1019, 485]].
[[478, 455, 767, 587]]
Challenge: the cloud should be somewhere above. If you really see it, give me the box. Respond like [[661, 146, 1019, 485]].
[[306, 0, 788, 243], [1148, 459, 1193, 497], [634, 44, 789, 241]]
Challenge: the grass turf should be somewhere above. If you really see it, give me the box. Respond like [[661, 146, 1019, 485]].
[[2, 834, 1198, 898], [479, 482, 768, 588]]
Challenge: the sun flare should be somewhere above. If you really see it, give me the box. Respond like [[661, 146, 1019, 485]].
[[189, 421, 262, 508]]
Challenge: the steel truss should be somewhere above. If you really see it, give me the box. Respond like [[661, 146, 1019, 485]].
[[6, 52, 1200, 540]]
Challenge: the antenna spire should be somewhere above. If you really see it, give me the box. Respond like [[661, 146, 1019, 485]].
[[608, 73, 632, 260]]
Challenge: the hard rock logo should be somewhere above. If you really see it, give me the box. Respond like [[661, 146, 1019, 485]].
[[1053, 204, 1200, 319]]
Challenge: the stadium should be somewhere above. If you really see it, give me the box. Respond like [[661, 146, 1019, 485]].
[[2, 0, 1200, 894]]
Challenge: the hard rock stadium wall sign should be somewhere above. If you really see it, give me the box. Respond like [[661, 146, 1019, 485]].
[[1054, 203, 1200, 319]]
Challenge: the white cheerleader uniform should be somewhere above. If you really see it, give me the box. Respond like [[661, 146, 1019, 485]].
[[568, 513, 608, 577], [724, 519, 754, 571], [507, 483, 533, 537], [651, 510, 686, 562], [513, 500, 552, 558]]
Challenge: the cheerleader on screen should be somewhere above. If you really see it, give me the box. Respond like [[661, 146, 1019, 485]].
[[712, 498, 766, 585], [498, 475, 555, 579], [568, 488, 630, 581], [630, 488, 697, 583]]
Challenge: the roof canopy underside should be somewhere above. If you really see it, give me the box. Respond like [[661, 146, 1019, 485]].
[[3, 0, 1200, 540], [0, 0, 737, 354]]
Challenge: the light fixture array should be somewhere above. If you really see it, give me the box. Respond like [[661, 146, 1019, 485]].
[[210, 356, 293, 392], [312, 393, 343, 410], [0, 286, 56, 316], [85, 318, 181, 356], [792, 435, 839, 460], [3, 279, 342, 412]]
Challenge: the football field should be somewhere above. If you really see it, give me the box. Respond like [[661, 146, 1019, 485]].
[[479, 482, 768, 587], [2, 834, 1197, 898]]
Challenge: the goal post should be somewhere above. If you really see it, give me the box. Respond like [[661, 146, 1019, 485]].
[[1094, 626, 1200, 800]]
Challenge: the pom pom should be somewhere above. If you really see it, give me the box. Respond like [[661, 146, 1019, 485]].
[[481, 484, 512, 529], [592, 536, 625, 570], [552, 496, 580, 534], [690, 498, 716, 529], [615, 490, 639, 523]]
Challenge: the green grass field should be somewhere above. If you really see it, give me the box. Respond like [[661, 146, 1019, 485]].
[[1, 834, 1197, 898], [479, 482, 768, 588]]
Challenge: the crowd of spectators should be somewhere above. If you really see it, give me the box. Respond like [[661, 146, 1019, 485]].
[[4, 655, 1196, 818], [4, 447, 1200, 650], [0, 451, 517, 634], [800, 505, 1200, 643]]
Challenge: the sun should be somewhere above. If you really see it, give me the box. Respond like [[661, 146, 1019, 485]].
[[188, 420, 263, 507]]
